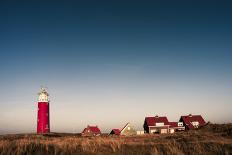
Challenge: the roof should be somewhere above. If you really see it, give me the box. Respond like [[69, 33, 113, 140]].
[[180, 114, 206, 129], [145, 116, 169, 126], [82, 125, 101, 134], [110, 129, 121, 135], [169, 122, 178, 128], [89, 126, 101, 133]]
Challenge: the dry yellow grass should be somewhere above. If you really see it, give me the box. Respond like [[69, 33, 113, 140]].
[[0, 124, 232, 155]]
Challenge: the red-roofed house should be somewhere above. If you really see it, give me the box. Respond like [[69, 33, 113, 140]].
[[179, 114, 206, 130], [81, 125, 101, 136], [143, 115, 170, 134], [109, 129, 121, 135]]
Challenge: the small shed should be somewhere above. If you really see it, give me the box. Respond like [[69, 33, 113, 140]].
[[120, 123, 136, 136], [81, 125, 101, 136], [136, 130, 145, 135], [109, 129, 121, 135]]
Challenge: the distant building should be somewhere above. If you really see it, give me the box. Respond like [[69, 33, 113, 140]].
[[109, 129, 121, 135], [81, 125, 101, 136], [179, 114, 206, 130], [120, 123, 137, 136], [143, 115, 170, 134], [136, 130, 145, 135]]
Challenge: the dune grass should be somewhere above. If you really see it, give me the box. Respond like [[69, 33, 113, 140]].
[[0, 124, 232, 155]]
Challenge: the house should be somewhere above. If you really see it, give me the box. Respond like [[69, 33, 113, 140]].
[[179, 114, 206, 130], [109, 129, 121, 135], [168, 122, 185, 133], [143, 115, 170, 134], [120, 122, 136, 136], [81, 125, 101, 136]]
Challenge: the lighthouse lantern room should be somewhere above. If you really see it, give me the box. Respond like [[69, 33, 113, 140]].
[[37, 87, 50, 133]]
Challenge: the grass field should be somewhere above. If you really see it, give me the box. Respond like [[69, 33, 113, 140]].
[[0, 123, 231, 155]]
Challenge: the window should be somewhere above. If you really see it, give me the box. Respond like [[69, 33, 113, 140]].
[[156, 122, 164, 126], [191, 121, 199, 128]]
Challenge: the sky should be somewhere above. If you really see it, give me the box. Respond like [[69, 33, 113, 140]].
[[0, 0, 232, 134]]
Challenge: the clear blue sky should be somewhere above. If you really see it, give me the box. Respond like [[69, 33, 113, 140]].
[[0, 0, 232, 134]]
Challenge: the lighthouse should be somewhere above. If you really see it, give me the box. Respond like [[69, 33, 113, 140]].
[[37, 87, 50, 133]]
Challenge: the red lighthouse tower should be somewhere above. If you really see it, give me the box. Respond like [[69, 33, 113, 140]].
[[37, 88, 50, 133]]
